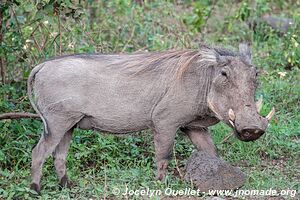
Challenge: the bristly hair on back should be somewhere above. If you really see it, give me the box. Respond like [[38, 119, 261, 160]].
[[45, 45, 241, 82], [119, 46, 220, 80]]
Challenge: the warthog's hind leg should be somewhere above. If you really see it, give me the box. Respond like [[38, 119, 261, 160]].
[[53, 128, 73, 188], [30, 113, 82, 194], [30, 132, 64, 194]]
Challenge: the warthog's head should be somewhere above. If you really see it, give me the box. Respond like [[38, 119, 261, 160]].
[[207, 44, 275, 142]]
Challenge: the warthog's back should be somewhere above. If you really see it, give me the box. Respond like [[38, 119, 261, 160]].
[[31, 54, 169, 133]]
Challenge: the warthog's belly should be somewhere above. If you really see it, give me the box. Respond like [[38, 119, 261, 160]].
[[77, 116, 149, 134], [185, 115, 219, 129]]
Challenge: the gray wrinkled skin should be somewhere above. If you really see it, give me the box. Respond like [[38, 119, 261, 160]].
[[28, 44, 268, 193]]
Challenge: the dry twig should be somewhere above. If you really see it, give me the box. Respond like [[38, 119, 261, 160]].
[[0, 10, 6, 84], [173, 145, 184, 179], [221, 132, 234, 144], [0, 112, 40, 120], [57, 10, 62, 55]]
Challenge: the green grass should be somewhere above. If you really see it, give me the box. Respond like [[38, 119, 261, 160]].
[[0, 0, 300, 199]]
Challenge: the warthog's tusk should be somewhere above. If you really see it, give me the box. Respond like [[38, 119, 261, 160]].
[[256, 95, 263, 113], [228, 108, 235, 121], [229, 119, 235, 128], [208, 99, 223, 120], [266, 107, 275, 121]]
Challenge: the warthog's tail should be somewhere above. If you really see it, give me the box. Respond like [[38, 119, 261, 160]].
[[27, 63, 50, 135]]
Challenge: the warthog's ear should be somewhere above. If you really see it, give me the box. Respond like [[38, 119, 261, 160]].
[[198, 48, 218, 63], [239, 43, 252, 65]]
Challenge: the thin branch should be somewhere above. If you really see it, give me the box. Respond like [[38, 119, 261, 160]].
[[0, 57, 5, 84], [0, 10, 6, 84], [57, 10, 62, 55], [42, 33, 49, 51], [39, 22, 59, 47], [50, 34, 60, 49], [11, 6, 25, 41], [103, 161, 107, 200], [32, 34, 44, 56], [221, 132, 234, 144], [173, 145, 184, 179], [0, 112, 41, 120], [121, 27, 135, 52], [38, 22, 46, 46], [200, 0, 218, 41]]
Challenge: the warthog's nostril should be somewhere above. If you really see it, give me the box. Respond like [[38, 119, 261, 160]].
[[241, 128, 264, 137], [237, 128, 265, 142]]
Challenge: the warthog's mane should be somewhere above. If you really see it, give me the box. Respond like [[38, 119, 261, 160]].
[[42, 45, 239, 80], [115, 45, 239, 80], [120, 49, 212, 79]]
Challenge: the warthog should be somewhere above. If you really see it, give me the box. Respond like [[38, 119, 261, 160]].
[[28, 44, 274, 193]]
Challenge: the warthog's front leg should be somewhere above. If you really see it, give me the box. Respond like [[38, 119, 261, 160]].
[[153, 129, 176, 181], [181, 127, 217, 156]]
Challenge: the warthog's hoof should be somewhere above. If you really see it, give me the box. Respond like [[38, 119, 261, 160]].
[[156, 161, 168, 181], [59, 175, 73, 189], [184, 151, 246, 192], [30, 183, 41, 195], [156, 172, 166, 181]]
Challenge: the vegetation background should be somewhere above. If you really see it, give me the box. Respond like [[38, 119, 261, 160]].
[[0, 0, 299, 199]]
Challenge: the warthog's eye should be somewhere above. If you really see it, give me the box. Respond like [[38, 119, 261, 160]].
[[221, 69, 228, 77]]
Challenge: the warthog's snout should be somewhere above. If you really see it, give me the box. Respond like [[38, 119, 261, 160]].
[[236, 127, 265, 142], [227, 100, 275, 142]]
